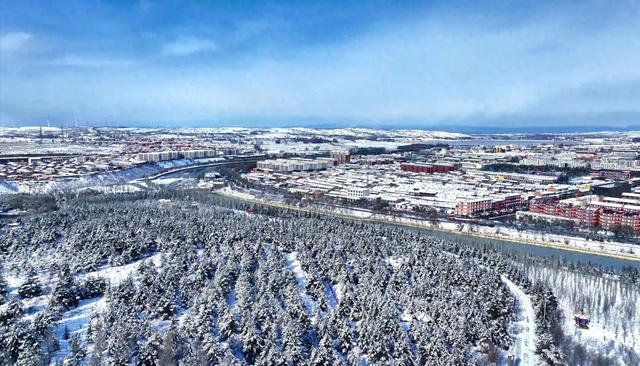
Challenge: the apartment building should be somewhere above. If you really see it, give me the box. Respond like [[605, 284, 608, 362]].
[[591, 169, 638, 181], [256, 158, 333, 173], [330, 150, 351, 165], [400, 163, 455, 174], [455, 198, 492, 216], [527, 196, 640, 231]]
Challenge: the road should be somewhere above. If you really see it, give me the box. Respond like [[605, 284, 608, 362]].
[[144, 158, 260, 180], [215, 188, 640, 263], [501, 275, 538, 366]]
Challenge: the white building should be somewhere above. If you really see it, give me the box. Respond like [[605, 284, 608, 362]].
[[256, 158, 332, 173]]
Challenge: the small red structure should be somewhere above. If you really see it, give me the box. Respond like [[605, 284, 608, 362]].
[[574, 309, 590, 329]]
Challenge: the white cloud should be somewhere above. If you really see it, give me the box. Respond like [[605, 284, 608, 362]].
[[48, 55, 134, 67], [0, 32, 33, 53], [161, 37, 217, 56]]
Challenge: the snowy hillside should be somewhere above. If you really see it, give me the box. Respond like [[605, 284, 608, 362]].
[[0, 158, 220, 195]]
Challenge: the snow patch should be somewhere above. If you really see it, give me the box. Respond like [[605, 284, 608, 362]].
[[385, 256, 406, 268], [80, 253, 162, 286], [400, 310, 431, 324], [49, 254, 163, 363], [51, 297, 106, 362], [323, 280, 338, 310], [5, 274, 24, 296], [334, 282, 345, 303], [152, 177, 192, 185]]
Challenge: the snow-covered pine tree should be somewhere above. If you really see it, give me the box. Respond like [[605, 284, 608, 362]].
[[65, 333, 86, 366], [17, 271, 43, 299]]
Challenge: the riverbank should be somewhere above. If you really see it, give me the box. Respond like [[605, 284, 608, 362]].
[[217, 187, 640, 263]]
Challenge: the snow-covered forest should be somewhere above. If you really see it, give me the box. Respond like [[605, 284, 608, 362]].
[[1, 192, 566, 365], [518, 262, 640, 366]]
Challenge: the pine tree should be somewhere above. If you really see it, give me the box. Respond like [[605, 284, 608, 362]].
[[49, 269, 81, 311], [200, 333, 223, 364], [281, 321, 306, 365], [138, 333, 162, 366], [309, 340, 333, 366], [15, 342, 44, 366], [241, 318, 264, 364], [0, 266, 8, 305], [17, 272, 43, 299], [0, 300, 24, 326], [218, 310, 237, 341], [159, 322, 182, 365], [66, 334, 86, 366]]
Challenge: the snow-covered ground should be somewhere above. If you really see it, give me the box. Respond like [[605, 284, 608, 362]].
[[79, 253, 162, 285], [6, 271, 54, 320], [51, 297, 106, 360], [322, 280, 339, 310], [501, 275, 538, 366], [151, 177, 196, 187]]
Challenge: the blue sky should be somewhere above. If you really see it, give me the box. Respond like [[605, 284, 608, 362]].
[[1, 0, 639, 129]]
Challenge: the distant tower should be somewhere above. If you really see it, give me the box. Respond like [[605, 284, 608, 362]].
[[39, 126, 43, 144]]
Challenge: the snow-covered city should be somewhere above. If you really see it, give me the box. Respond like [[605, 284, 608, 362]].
[[1, 126, 639, 365], [2, 1, 640, 365]]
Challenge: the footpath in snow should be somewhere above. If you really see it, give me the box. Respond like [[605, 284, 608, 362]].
[[501, 275, 538, 366], [284, 252, 315, 318]]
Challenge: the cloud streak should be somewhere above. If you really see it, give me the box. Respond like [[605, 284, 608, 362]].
[[0, 32, 33, 53], [161, 37, 217, 56], [48, 55, 135, 67]]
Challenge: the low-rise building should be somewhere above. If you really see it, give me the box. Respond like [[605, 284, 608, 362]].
[[455, 198, 492, 216]]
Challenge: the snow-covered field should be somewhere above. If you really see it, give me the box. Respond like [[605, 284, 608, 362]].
[[151, 177, 196, 187]]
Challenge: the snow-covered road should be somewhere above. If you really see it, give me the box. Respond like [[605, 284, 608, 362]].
[[501, 275, 538, 366]]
